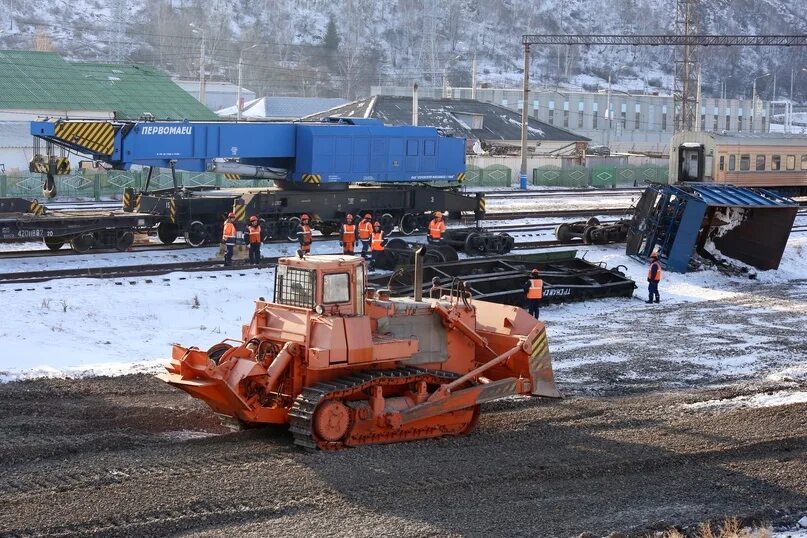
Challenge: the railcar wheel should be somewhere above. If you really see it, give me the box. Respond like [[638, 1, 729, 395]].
[[555, 223, 573, 243], [43, 237, 65, 251], [582, 226, 595, 245], [70, 233, 95, 253], [184, 220, 207, 247], [464, 232, 482, 255], [380, 213, 395, 235], [437, 245, 459, 262], [157, 222, 179, 244], [384, 238, 409, 251], [399, 213, 418, 235], [285, 217, 301, 242], [586, 217, 600, 227], [115, 231, 135, 251], [319, 224, 335, 237]]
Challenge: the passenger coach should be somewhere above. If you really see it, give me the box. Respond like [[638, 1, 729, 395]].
[[669, 131, 807, 195]]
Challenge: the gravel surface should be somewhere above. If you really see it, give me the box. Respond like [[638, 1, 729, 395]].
[[0, 281, 805, 537]]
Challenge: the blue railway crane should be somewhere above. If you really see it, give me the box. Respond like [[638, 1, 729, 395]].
[[30, 118, 482, 247]]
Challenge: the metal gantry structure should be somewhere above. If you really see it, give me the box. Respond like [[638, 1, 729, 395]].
[[517, 32, 807, 189]]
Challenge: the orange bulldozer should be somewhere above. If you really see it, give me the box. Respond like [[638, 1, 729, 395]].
[[158, 253, 560, 450]]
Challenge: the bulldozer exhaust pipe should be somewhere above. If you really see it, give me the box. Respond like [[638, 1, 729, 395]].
[[413, 246, 424, 302]]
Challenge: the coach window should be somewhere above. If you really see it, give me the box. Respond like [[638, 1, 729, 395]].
[[755, 155, 766, 171], [771, 155, 781, 171], [719, 155, 725, 171], [786, 155, 796, 170], [729, 154, 736, 171], [739, 154, 750, 171], [802, 155, 807, 170]]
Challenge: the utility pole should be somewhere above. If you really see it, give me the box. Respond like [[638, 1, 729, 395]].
[[471, 52, 477, 100], [237, 44, 259, 121], [519, 44, 530, 190], [199, 30, 207, 107], [674, 0, 699, 132]]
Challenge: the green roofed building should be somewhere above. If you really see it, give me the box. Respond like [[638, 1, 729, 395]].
[[0, 50, 217, 171]]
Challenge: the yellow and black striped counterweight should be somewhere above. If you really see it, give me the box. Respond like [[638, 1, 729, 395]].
[[302, 174, 321, 185], [53, 121, 116, 155], [456, 172, 466, 183]]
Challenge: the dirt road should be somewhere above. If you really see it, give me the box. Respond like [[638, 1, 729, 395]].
[[1, 279, 805, 537], [0, 373, 804, 537]]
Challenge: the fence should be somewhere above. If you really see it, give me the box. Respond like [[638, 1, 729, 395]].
[[0, 171, 275, 200], [462, 164, 512, 187], [533, 165, 669, 188]]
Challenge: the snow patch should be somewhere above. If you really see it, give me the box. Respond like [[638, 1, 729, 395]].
[[683, 390, 807, 411]]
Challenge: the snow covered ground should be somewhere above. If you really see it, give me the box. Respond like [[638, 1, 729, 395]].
[[1, 233, 805, 386]]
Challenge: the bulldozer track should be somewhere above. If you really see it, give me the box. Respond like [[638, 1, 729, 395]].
[[288, 367, 462, 450]]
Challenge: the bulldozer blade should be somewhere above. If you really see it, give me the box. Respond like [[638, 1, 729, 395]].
[[156, 372, 253, 416]]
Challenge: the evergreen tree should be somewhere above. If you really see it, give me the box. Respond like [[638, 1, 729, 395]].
[[324, 16, 340, 50]]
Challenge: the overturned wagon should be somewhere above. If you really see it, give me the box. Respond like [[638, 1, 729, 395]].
[[370, 251, 636, 305]]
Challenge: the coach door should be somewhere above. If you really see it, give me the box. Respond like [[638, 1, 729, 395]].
[[678, 143, 705, 182]]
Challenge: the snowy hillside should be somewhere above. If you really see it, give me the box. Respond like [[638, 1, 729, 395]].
[[1, 0, 806, 100]]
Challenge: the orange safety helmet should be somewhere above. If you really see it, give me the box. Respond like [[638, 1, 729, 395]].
[[227, 212, 236, 218], [301, 213, 310, 220], [373, 221, 381, 227], [650, 251, 659, 259], [433, 211, 443, 218], [249, 215, 258, 222]]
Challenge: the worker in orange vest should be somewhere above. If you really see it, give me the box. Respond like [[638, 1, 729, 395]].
[[523, 268, 543, 319], [246, 215, 262, 265], [427, 211, 447, 243], [358, 213, 374, 259], [369, 221, 386, 270], [647, 251, 662, 304], [340, 214, 358, 255], [297, 213, 313, 254], [221, 212, 237, 266]]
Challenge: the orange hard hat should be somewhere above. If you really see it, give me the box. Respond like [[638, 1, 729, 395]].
[[374, 221, 381, 227], [434, 211, 443, 218], [249, 215, 258, 221], [364, 213, 372, 219], [301, 213, 310, 220], [227, 212, 236, 218], [650, 251, 659, 259]]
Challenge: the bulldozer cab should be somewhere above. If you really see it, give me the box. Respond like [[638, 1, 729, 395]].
[[274, 255, 366, 316]]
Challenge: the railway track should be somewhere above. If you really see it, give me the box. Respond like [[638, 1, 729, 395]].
[[482, 188, 641, 198]]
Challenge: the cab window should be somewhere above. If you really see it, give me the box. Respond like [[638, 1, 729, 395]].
[[323, 272, 350, 304], [771, 155, 781, 171], [275, 265, 316, 308]]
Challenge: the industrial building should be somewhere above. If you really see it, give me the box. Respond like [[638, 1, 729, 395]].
[[0, 51, 217, 172], [372, 85, 771, 155]]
